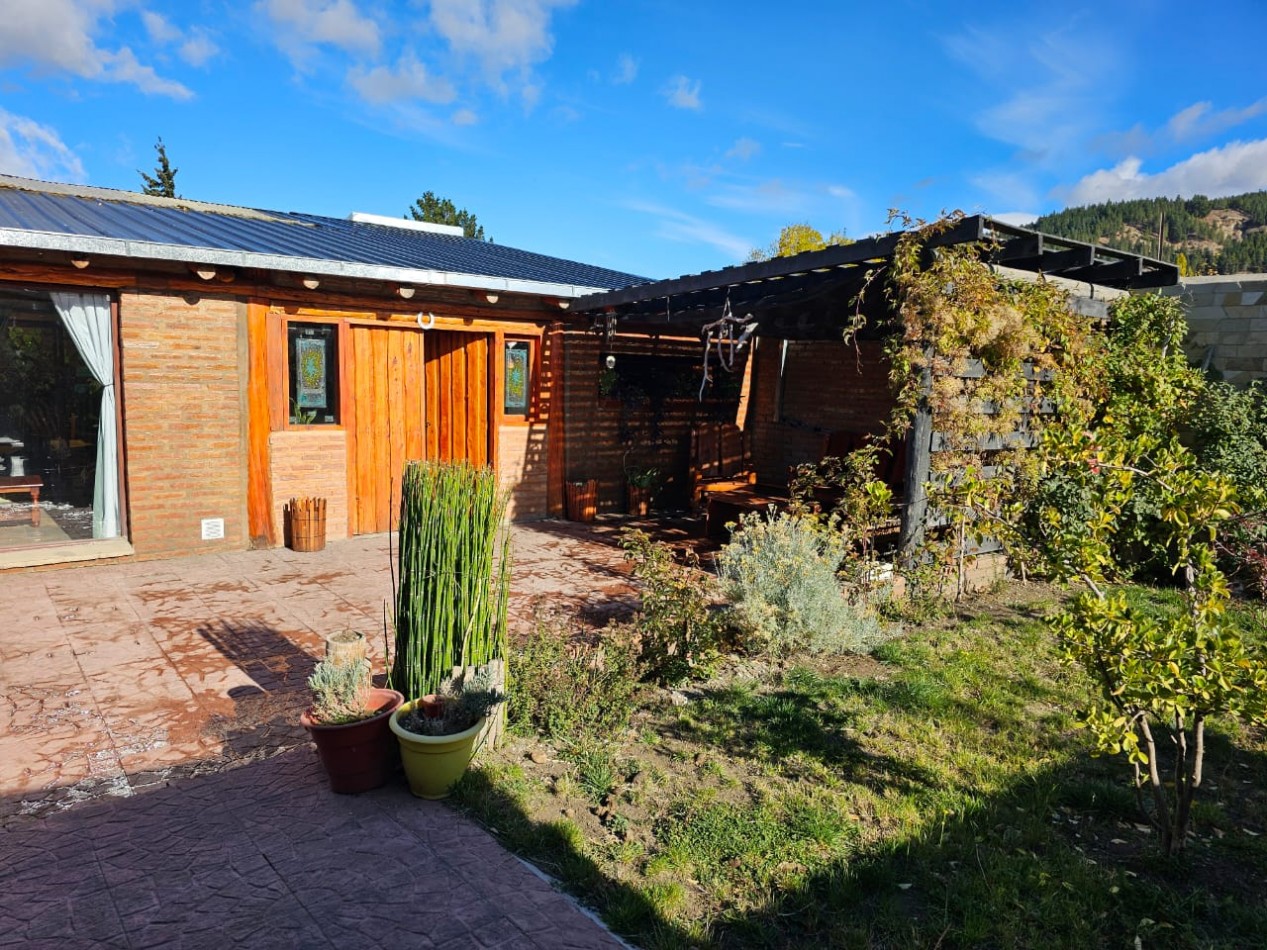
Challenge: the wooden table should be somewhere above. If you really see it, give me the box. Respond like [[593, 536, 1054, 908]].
[[0, 475, 43, 526]]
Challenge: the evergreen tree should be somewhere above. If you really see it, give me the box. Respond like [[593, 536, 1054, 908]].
[[138, 137, 178, 198], [406, 192, 486, 240]]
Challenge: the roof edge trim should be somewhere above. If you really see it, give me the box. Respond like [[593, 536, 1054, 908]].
[[0, 227, 610, 299]]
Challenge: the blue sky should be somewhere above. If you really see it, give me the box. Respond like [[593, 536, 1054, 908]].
[[1, 1, 1265, 280]]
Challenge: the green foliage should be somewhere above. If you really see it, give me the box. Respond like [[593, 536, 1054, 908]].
[[621, 529, 723, 685], [748, 222, 850, 261], [396, 662, 505, 736], [391, 460, 509, 700], [1019, 293, 1267, 854], [717, 508, 891, 656], [307, 657, 371, 724], [138, 137, 178, 198], [1033, 189, 1267, 274], [406, 190, 486, 240], [1186, 381, 1267, 594], [508, 612, 641, 741]]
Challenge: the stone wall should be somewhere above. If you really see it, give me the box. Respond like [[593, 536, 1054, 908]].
[[1165, 276, 1267, 386]]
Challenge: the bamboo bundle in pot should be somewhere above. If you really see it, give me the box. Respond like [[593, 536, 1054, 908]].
[[286, 496, 327, 552]]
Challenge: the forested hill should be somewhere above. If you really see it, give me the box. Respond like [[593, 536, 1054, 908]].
[[1031, 191, 1267, 275]]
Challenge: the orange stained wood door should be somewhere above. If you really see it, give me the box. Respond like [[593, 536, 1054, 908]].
[[348, 326, 491, 534]]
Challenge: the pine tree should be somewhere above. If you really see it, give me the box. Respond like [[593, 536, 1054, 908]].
[[406, 192, 486, 240], [138, 138, 178, 198]]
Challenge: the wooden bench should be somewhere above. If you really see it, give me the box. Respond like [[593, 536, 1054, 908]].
[[0, 475, 43, 526]]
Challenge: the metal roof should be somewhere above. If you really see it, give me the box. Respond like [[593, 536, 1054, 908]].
[[0, 175, 647, 297], [573, 214, 1180, 339]]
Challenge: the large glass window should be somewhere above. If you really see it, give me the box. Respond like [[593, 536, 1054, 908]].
[[0, 288, 112, 549], [288, 322, 339, 425]]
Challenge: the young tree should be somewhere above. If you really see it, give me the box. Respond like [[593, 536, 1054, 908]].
[[406, 191, 486, 240], [748, 223, 850, 261], [138, 137, 178, 198]]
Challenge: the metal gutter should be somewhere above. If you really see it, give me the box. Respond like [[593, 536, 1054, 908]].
[[0, 226, 613, 299]]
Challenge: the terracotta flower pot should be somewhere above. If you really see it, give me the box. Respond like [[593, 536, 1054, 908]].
[[627, 484, 652, 517], [390, 700, 489, 800], [565, 479, 597, 522], [301, 688, 404, 794]]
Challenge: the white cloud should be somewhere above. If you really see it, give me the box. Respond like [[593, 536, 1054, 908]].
[[141, 11, 219, 68], [256, 0, 381, 60], [0, 109, 85, 181], [179, 31, 220, 68], [991, 211, 1039, 227], [348, 51, 456, 105], [626, 199, 751, 260], [1064, 139, 1267, 205], [1100, 97, 1267, 158], [612, 52, 637, 85], [141, 10, 182, 45], [725, 137, 760, 161], [664, 75, 701, 110], [971, 170, 1041, 213], [429, 0, 576, 85], [452, 108, 479, 126], [826, 184, 854, 200], [0, 0, 192, 98], [103, 47, 193, 99], [945, 25, 1114, 169]]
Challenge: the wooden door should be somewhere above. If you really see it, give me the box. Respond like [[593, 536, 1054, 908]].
[[348, 327, 491, 534], [424, 330, 490, 467]]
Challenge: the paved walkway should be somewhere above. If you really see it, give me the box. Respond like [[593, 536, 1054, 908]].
[[0, 523, 638, 949]]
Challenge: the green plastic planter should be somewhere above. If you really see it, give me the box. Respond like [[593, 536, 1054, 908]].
[[389, 700, 488, 800]]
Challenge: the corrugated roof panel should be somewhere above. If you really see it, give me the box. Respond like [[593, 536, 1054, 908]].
[[0, 179, 647, 291]]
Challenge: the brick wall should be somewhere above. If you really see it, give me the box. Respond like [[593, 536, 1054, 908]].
[[1166, 276, 1267, 386], [118, 291, 248, 556], [499, 423, 549, 520], [749, 338, 896, 483], [563, 331, 742, 513], [269, 430, 349, 542]]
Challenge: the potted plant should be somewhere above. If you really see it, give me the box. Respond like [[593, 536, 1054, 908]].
[[389, 662, 506, 799], [625, 464, 662, 516], [389, 460, 510, 796], [300, 653, 404, 794]]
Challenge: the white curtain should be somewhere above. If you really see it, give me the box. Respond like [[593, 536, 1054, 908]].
[[50, 292, 119, 539]]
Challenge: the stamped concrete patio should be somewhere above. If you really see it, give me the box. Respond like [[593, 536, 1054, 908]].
[[0, 522, 642, 949]]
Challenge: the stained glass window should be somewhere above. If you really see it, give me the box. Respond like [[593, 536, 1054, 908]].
[[504, 340, 531, 417], [287, 323, 339, 424]]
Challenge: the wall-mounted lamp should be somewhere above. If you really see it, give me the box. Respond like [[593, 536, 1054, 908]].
[[193, 266, 216, 281], [302, 277, 321, 290], [70, 258, 90, 269], [483, 292, 500, 304], [397, 286, 416, 299], [604, 354, 617, 370]]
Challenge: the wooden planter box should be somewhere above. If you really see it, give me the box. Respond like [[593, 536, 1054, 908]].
[[565, 480, 597, 522], [286, 496, 327, 552]]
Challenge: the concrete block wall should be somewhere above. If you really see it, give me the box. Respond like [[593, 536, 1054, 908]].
[[269, 430, 349, 543], [118, 291, 248, 556], [1166, 276, 1267, 386]]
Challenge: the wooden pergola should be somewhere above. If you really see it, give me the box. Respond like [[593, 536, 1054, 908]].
[[572, 216, 1180, 556], [574, 215, 1179, 341]]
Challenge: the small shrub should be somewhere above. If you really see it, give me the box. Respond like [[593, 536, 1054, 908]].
[[621, 529, 724, 685], [307, 657, 372, 724], [718, 508, 890, 655], [509, 612, 641, 740]]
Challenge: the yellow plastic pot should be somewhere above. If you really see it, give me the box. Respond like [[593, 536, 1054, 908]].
[[389, 700, 488, 800]]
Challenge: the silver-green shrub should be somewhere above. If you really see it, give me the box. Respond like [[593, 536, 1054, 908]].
[[718, 508, 889, 655]]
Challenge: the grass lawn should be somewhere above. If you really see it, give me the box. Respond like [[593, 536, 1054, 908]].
[[451, 582, 1267, 948]]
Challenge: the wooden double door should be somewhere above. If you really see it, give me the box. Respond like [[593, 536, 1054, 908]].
[[347, 326, 491, 534]]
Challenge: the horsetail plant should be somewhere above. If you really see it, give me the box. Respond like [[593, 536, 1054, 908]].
[[390, 460, 511, 701]]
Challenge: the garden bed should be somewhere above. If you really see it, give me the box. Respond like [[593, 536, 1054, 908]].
[[452, 582, 1267, 948]]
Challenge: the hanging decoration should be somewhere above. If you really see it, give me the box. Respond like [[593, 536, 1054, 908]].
[[698, 290, 757, 399]]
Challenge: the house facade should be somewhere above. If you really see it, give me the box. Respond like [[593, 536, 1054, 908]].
[[0, 176, 643, 569]]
